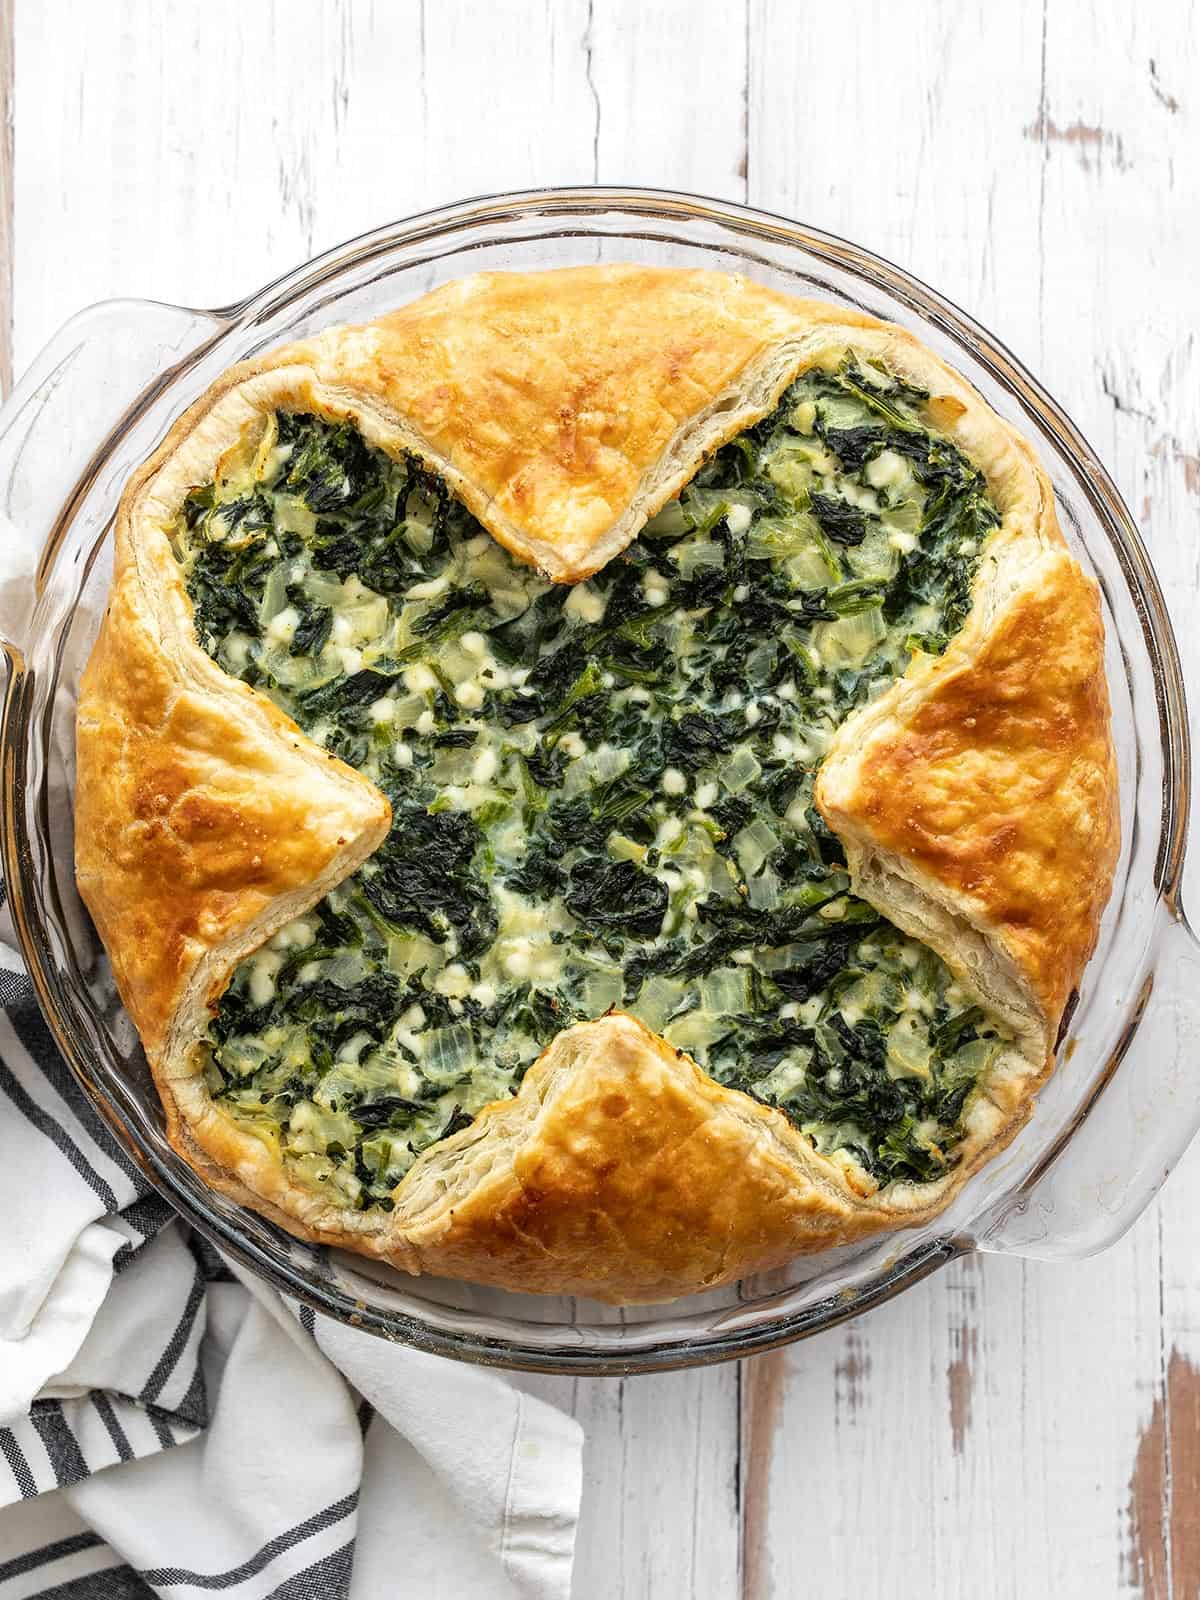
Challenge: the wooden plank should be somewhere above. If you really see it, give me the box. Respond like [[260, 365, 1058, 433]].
[[1093, 6, 1200, 1595], [517, 1367, 741, 1600], [1031, 7, 1200, 1593], [13, 0, 349, 357], [587, 0, 748, 195], [741, 1233, 1165, 1600], [749, 0, 1047, 360], [746, 2, 1199, 1596], [11, 0, 599, 362]]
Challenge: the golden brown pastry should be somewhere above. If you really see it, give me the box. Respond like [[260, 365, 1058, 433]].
[[74, 267, 1119, 1303]]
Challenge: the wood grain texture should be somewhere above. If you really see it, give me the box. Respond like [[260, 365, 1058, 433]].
[[745, 4, 1200, 1597], [10, 1, 1199, 1596]]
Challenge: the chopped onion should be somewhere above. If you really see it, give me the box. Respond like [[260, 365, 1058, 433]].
[[886, 1013, 933, 1080], [567, 742, 630, 796], [386, 933, 444, 979], [699, 966, 751, 1016], [315, 1051, 419, 1112], [747, 867, 781, 909], [664, 1009, 729, 1057], [746, 515, 822, 564], [258, 562, 293, 624], [631, 975, 689, 1031], [721, 744, 762, 793], [756, 1050, 812, 1100], [813, 607, 887, 669], [607, 832, 647, 865], [438, 641, 481, 685], [287, 1100, 358, 1155], [734, 819, 781, 878], [421, 1024, 478, 1084], [846, 525, 900, 582], [784, 547, 840, 589], [582, 969, 624, 1016], [671, 539, 725, 579], [643, 500, 689, 539]]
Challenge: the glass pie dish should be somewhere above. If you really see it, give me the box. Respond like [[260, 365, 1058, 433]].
[[0, 187, 1195, 1374]]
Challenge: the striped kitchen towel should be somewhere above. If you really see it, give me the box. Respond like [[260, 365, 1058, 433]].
[[0, 917, 581, 1600]]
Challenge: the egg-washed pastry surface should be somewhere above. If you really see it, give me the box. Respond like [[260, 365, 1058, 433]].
[[75, 268, 1118, 1303]]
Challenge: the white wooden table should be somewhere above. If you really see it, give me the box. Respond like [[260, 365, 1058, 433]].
[[6, 2, 1198, 1594]]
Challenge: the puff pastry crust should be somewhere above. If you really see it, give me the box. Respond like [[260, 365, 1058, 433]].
[[74, 267, 1119, 1304]]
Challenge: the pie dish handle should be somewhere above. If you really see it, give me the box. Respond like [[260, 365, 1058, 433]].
[[0, 298, 225, 662], [975, 900, 1200, 1259]]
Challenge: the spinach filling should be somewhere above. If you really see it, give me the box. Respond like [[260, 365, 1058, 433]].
[[173, 355, 1009, 1212]]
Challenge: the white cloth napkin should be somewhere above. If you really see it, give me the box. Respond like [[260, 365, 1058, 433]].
[[0, 526, 583, 1598]]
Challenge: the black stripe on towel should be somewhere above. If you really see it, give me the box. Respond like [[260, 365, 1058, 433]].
[[6, 999, 150, 1192], [267, 1541, 355, 1600], [0, 1054, 118, 1212], [139, 1492, 358, 1589], [29, 1401, 90, 1487], [118, 1191, 177, 1249], [188, 1227, 235, 1283], [0, 968, 31, 1008], [41, 1567, 158, 1599], [91, 1390, 135, 1462], [0, 1531, 104, 1583], [0, 1426, 37, 1498], [141, 1266, 206, 1404], [145, 1408, 176, 1452], [173, 1364, 209, 1431]]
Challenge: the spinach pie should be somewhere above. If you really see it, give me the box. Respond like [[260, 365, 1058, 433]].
[[75, 268, 1119, 1303]]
